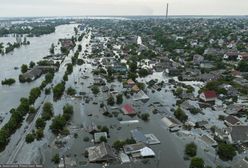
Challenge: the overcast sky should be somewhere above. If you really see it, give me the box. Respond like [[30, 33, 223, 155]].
[[0, 0, 247, 17]]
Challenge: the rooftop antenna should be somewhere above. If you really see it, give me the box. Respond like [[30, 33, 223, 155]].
[[166, 3, 169, 19]]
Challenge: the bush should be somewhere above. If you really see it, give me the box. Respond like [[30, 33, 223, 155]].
[[36, 128, 44, 140], [190, 108, 201, 115], [52, 154, 60, 164], [113, 138, 136, 151], [185, 142, 197, 157], [63, 104, 74, 121], [174, 107, 188, 123], [91, 85, 99, 95], [140, 113, 150, 121], [101, 126, 109, 133], [1, 78, 16, 86], [66, 63, 73, 74], [21, 64, 28, 73], [83, 137, 90, 142], [66, 87, 76, 96], [190, 157, 204, 168], [25, 133, 35, 143]]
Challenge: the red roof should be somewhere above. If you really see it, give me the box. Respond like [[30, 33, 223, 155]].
[[203, 91, 217, 99], [121, 104, 136, 115]]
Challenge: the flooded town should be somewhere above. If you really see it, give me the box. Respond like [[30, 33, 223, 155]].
[[0, 16, 248, 168]]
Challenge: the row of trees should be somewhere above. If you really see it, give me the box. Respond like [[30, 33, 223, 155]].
[[0, 96, 36, 151]]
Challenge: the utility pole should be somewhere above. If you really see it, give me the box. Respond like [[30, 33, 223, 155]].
[[166, 3, 169, 19]]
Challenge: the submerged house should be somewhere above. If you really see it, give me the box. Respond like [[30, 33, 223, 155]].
[[199, 91, 217, 102], [59, 39, 75, 50], [86, 142, 116, 163], [121, 104, 136, 115], [123, 143, 155, 158], [20, 65, 58, 82], [112, 64, 128, 73]]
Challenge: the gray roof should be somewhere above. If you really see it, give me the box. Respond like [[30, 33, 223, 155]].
[[22, 67, 42, 80], [225, 115, 240, 125], [87, 142, 116, 162], [123, 143, 146, 154], [232, 159, 248, 168], [230, 126, 248, 143], [131, 129, 148, 144]]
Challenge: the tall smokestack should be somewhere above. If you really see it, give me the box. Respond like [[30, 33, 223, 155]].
[[166, 3, 169, 19]]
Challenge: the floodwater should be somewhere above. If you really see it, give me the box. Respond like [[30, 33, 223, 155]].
[[0, 24, 77, 127], [0, 23, 196, 168]]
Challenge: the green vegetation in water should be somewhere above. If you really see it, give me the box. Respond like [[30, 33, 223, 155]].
[[1, 78, 16, 86]]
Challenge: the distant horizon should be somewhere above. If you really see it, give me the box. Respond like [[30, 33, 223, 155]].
[[0, 0, 248, 18], [0, 14, 247, 19]]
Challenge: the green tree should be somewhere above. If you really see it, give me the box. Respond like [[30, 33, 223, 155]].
[[190, 157, 204, 168], [100, 136, 107, 142], [66, 87, 76, 96], [42, 102, 53, 120], [25, 133, 35, 143], [0, 129, 8, 151], [217, 143, 236, 161], [60, 47, 68, 55], [238, 61, 248, 72], [138, 68, 149, 77], [185, 142, 197, 157], [174, 107, 188, 123], [29, 87, 41, 104], [66, 63, 73, 74], [36, 128, 44, 140], [36, 118, 46, 129], [91, 85, 100, 95], [1, 78, 16, 86], [45, 72, 54, 83], [63, 104, 74, 121], [50, 115, 66, 135], [129, 61, 137, 72], [29, 61, 35, 68], [175, 87, 183, 96], [29, 106, 36, 113], [21, 64, 28, 73], [53, 82, 65, 100], [113, 140, 126, 151], [78, 44, 82, 52]]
